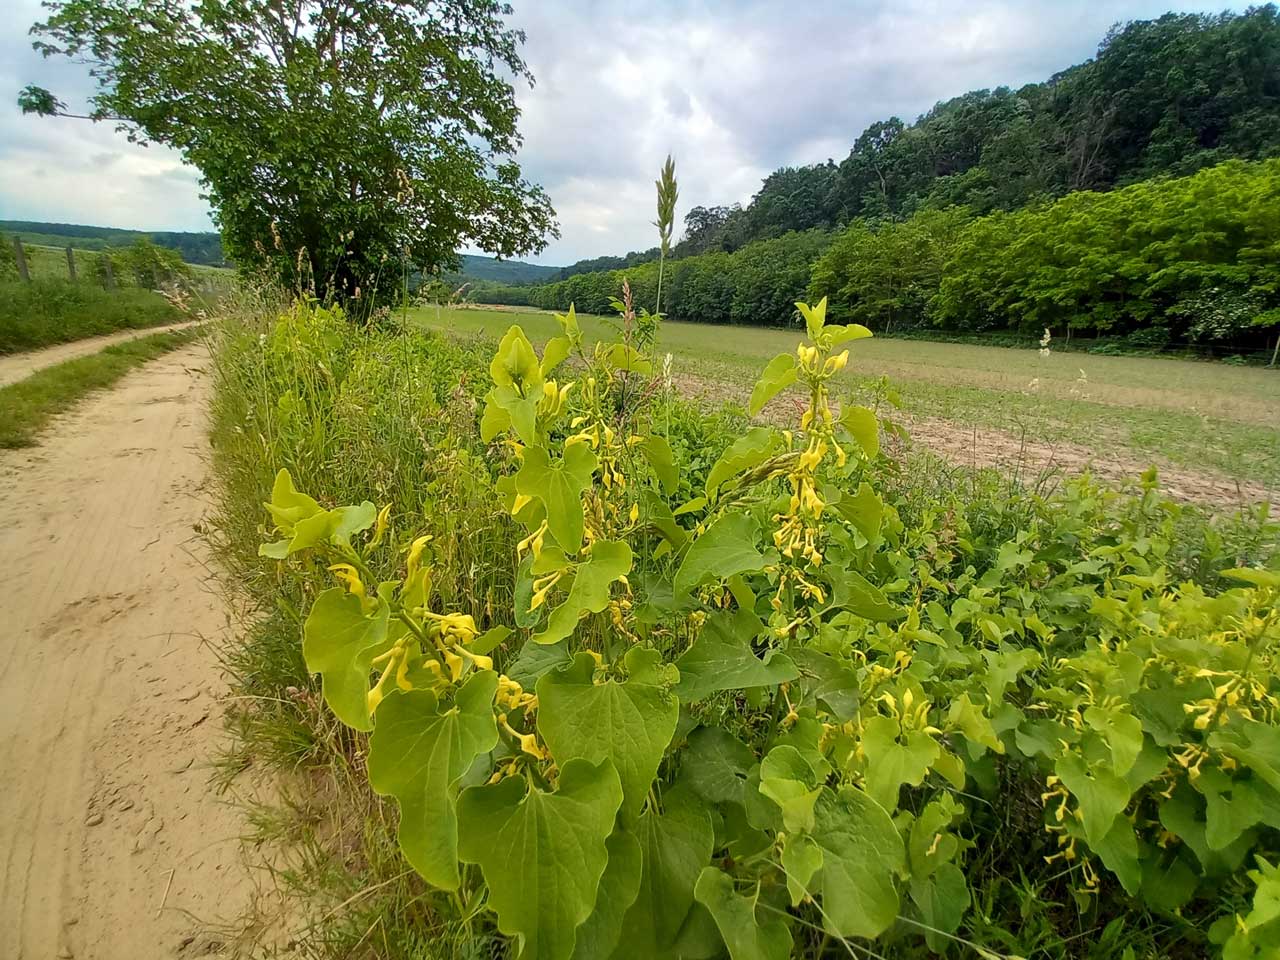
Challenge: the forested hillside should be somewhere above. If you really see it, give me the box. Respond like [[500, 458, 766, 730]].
[[478, 7, 1280, 354], [679, 6, 1280, 258], [0, 220, 227, 265]]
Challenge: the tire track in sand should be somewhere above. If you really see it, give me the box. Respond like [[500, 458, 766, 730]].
[[0, 343, 255, 959]]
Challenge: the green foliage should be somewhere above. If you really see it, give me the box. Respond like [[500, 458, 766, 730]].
[[27, 0, 556, 301], [934, 159, 1280, 340], [0, 279, 180, 354], [217, 278, 1280, 959]]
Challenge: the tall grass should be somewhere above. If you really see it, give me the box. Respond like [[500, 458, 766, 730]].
[[0, 279, 180, 354]]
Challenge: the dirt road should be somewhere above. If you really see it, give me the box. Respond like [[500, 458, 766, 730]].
[[0, 343, 254, 958], [0, 321, 202, 388]]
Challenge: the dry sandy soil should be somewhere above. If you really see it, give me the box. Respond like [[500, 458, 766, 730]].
[[0, 321, 202, 388], [0, 343, 257, 959]]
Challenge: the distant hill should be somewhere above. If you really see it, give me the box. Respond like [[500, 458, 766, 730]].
[[451, 254, 559, 285], [1, 220, 227, 266], [2, 221, 558, 281]]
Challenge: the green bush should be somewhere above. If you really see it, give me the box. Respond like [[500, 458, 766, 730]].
[[0, 279, 180, 354]]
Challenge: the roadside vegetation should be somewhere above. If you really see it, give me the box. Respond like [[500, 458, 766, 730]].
[[0, 326, 199, 446], [211, 287, 1280, 960]]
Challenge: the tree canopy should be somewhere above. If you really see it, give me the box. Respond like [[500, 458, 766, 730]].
[[23, 0, 557, 300]]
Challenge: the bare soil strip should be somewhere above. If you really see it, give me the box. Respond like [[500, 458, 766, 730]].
[[0, 343, 255, 959], [678, 373, 1276, 508], [0, 320, 203, 388]]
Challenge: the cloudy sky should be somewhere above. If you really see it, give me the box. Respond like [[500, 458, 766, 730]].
[[0, 0, 1231, 265]]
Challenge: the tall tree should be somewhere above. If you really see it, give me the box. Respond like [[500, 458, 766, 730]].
[[21, 0, 557, 300]]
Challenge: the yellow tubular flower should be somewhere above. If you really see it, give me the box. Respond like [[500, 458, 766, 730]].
[[406, 535, 433, 581], [395, 649, 413, 691], [370, 504, 392, 549], [328, 563, 366, 599], [442, 648, 465, 683], [455, 646, 494, 672]]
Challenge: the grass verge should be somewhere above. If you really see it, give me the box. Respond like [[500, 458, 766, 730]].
[[0, 279, 182, 354], [0, 326, 200, 447]]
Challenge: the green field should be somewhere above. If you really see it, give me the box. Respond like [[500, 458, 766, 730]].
[[414, 305, 1280, 490], [18, 243, 233, 286]]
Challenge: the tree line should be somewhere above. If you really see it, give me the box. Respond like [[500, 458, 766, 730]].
[[477, 159, 1280, 351]]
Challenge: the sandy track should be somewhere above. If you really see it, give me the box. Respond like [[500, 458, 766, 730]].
[[0, 343, 254, 959], [0, 321, 202, 388]]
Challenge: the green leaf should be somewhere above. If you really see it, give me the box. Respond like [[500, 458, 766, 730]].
[[673, 610, 798, 702], [705, 427, 784, 501], [1056, 753, 1132, 847], [366, 672, 499, 889], [571, 829, 643, 960], [909, 862, 970, 952], [302, 587, 392, 732], [791, 648, 860, 721], [759, 745, 823, 833], [506, 637, 571, 687], [748, 354, 798, 416], [1085, 704, 1145, 777], [613, 786, 715, 957], [812, 785, 905, 940], [839, 405, 880, 459], [457, 758, 623, 960], [797, 298, 827, 340], [639, 436, 679, 495], [681, 725, 756, 806], [517, 442, 598, 554], [490, 325, 543, 392], [472, 625, 513, 656], [1211, 720, 1280, 793], [263, 467, 322, 529], [537, 649, 679, 818], [781, 833, 823, 906], [674, 512, 765, 597], [481, 390, 513, 441], [830, 482, 883, 542], [947, 693, 1004, 755], [825, 323, 874, 346], [533, 540, 633, 645], [694, 867, 793, 960], [861, 714, 940, 812], [1221, 567, 1280, 589], [826, 569, 903, 622], [541, 335, 572, 377], [607, 343, 653, 374]]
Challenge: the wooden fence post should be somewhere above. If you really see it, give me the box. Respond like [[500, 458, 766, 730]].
[[66, 245, 77, 282], [104, 257, 116, 289], [13, 237, 30, 283]]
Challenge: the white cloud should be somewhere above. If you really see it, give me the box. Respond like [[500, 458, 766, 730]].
[[1, 0, 1234, 263]]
